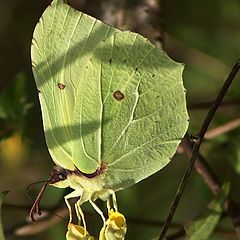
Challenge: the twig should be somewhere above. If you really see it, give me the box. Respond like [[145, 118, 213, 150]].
[[158, 0, 165, 50], [204, 117, 240, 139], [178, 117, 240, 154], [15, 208, 68, 236], [158, 59, 240, 240], [127, 218, 181, 229], [2, 203, 31, 212], [181, 136, 221, 194], [165, 228, 185, 240], [188, 99, 240, 110], [4, 202, 182, 237], [165, 33, 229, 79], [181, 136, 240, 238]]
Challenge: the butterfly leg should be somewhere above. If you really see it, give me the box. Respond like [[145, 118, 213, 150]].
[[64, 189, 83, 224], [75, 202, 86, 230], [75, 191, 91, 231], [89, 199, 106, 227], [106, 189, 118, 212]]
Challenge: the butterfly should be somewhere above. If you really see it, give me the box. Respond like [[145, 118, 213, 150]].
[[30, 0, 189, 238]]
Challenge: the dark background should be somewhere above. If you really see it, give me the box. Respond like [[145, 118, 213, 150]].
[[0, 0, 240, 239]]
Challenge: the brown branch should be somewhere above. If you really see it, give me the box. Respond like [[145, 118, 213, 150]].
[[2, 203, 31, 211], [127, 218, 181, 229], [15, 208, 68, 236], [158, 59, 240, 240], [178, 117, 240, 154], [181, 136, 221, 194], [181, 136, 240, 237], [5, 203, 182, 237], [165, 228, 185, 240], [188, 99, 240, 110], [204, 117, 240, 139], [165, 33, 229, 79]]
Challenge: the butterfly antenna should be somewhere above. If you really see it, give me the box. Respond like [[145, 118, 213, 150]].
[[29, 179, 51, 222], [29, 167, 68, 222], [26, 180, 48, 202]]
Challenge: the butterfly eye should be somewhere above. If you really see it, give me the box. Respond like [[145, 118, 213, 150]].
[[49, 167, 68, 184], [58, 172, 67, 180]]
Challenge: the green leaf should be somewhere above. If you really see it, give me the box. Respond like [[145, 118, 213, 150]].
[[32, 0, 188, 191], [186, 182, 230, 240], [0, 191, 8, 240], [0, 72, 32, 140]]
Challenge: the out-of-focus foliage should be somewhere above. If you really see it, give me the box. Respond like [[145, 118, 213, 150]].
[[0, 191, 8, 240], [0, 0, 240, 240], [186, 182, 230, 240], [0, 73, 32, 140]]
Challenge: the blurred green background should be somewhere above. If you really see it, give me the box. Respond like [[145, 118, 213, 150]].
[[0, 0, 240, 239]]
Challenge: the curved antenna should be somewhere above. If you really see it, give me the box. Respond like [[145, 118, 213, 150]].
[[29, 167, 68, 222], [26, 180, 48, 202], [29, 179, 51, 222]]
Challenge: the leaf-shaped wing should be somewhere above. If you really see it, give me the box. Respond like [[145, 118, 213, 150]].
[[94, 32, 189, 190], [32, 0, 116, 173], [32, 0, 189, 186]]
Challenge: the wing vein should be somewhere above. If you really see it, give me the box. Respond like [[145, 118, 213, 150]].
[[106, 47, 155, 155], [79, 19, 100, 164], [139, 67, 181, 97], [99, 61, 103, 163], [59, 13, 83, 145], [108, 139, 179, 167], [107, 75, 142, 155], [103, 33, 116, 104]]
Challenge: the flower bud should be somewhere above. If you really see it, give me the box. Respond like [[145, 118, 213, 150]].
[[66, 223, 95, 240], [99, 210, 127, 240]]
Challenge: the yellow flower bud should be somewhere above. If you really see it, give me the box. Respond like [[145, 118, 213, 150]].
[[99, 210, 127, 240], [66, 223, 95, 240]]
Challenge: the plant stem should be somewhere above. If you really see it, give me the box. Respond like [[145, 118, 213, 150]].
[[188, 98, 240, 110], [181, 136, 240, 238], [158, 59, 240, 240], [204, 117, 240, 139]]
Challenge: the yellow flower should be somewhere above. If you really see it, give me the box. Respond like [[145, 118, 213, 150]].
[[66, 223, 95, 240], [99, 210, 127, 240]]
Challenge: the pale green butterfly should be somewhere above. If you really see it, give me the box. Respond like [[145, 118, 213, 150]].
[[30, 0, 188, 237]]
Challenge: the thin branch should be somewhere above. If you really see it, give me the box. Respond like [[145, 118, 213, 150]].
[[181, 136, 240, 238], [2, 203, 31, 212], [158, 59, 240, 240], [178, 117, 240, 154], [165, 33, 229, 79], [4, 203, 182, 237], [127, 218, 182, 229], [188, 99, 240, 110], [181, 136, 221, 194], [165, 228, 185, 240], [204, 117, 240, 139], [14, 208, 68, 236], [158, 0, 165, 50], [197, 60, 240, 139]]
